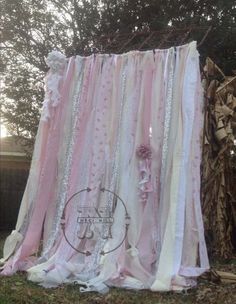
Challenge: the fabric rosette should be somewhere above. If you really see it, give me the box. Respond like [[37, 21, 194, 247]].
[[136, 144, 153, 202], [45, 51, 67, 73]]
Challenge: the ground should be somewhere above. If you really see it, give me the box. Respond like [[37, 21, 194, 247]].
[[0, 232, 235, 304]]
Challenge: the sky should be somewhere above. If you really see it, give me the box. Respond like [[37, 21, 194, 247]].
[[0, 122, 8, 137]]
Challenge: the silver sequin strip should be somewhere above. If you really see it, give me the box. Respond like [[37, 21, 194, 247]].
[[41, 58, 85, 258], [160, 49, 175, 186]]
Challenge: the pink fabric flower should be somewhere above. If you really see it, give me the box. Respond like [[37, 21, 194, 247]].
[[136, 144, 153, 203], [136, 144, 152, 159]]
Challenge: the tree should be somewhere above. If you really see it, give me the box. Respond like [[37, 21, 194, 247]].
[[1, 0, 235, 152]]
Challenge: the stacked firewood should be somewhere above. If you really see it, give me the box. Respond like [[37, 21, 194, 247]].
[[201, 58, 236, 258]]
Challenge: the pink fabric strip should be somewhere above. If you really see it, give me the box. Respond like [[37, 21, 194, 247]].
[[2, 58, 75, 274]]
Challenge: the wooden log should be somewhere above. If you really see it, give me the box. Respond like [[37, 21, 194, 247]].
[[215, 270, 236, 283]]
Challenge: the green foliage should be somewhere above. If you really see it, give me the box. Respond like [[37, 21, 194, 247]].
[[0, 0, 235, 151]]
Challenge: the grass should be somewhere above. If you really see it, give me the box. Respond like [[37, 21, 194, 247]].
[[0, 232, 236, 304]]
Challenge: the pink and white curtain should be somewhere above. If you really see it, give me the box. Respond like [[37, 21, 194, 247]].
[[0, 41, 209, 292]]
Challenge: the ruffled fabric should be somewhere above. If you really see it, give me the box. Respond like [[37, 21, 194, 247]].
[[41, 51, 67, 121]]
